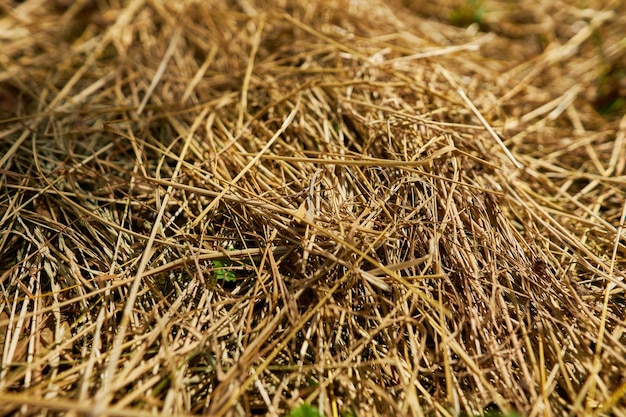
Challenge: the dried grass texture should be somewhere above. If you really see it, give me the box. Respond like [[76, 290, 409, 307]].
[[1, 0, 625, 416]]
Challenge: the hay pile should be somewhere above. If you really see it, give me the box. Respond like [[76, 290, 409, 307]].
[[1, 0, 625, 415]]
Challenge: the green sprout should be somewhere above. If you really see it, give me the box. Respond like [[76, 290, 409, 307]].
[[212, 254, 254, 282], [212, 258, 237, 282], [449, 0, 485, 28], [287, 403, 323, 417]]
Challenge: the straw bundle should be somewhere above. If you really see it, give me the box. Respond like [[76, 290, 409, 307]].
[[1, 0, 624, 415]]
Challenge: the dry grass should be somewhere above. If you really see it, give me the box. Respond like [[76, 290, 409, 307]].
[[0, 0, 625, 416]]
